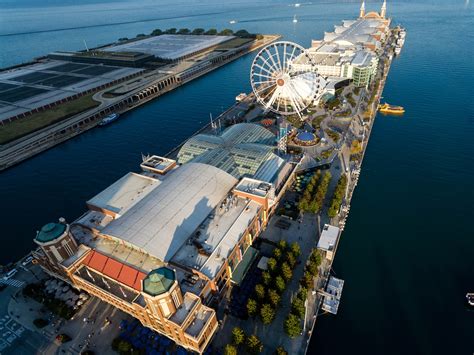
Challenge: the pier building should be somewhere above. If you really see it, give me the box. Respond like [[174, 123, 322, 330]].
[[32, 123, 295, 353], [293, 1, 390, 87]]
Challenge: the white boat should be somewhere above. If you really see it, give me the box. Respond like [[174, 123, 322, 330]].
[[99, 113, 120, 126], [229, 20, 237, 24], [293, 15, 298, 23], [235, 93, 247, 102], [294, 3, 301, 7], [467, 293, 474, 307], [394, 47, 401, 55]]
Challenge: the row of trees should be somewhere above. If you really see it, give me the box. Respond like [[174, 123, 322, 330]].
[[298, 171, 332, 214], [284, 249, 323, 338], [246, 240, 301, 325], [147, 28, 259, 38], [225, 328, 263, 355], [226, 327, 288, 355], [328, 174, 348, 218]]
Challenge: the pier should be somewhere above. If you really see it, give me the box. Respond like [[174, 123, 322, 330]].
[[0, 34, 279, 171]]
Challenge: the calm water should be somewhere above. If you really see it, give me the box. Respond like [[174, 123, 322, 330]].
[[1, 1, 473, 354]]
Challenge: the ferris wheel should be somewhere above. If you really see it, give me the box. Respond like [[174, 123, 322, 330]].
[[250, 41, 322, 117]]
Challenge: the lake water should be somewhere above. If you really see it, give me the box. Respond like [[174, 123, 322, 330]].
[[0, 1, 473, 354]]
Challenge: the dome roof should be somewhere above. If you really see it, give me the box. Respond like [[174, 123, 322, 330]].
[[35, 222, 66, 243], [142, 267, 176, 296]]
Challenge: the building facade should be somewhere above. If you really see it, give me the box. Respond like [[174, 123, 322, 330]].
[[32, 124, 294, 354]]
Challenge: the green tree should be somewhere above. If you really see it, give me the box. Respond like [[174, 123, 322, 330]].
[[255, 284, 265, 300], [281, 262, 293, 282], [136, 33, 146, 38], [260, 303, 275, 325], [232, 327, 245, 345], [164, 28, 177, 34], [275, 346, 288, 355], [262, 271, 271, 286], [117, 339, 132, 353], [285, 252, 296, 268], [177, 28, 190, 34], [205, 28, 218, 35], [219, 28, 234, 36], [268, 289, 280, 307], [284, 313, 302, 338], [234, 29, 250, 37], [151, 29, 162, 36], [267, 257, 277, 272], [246, 335, 263, 354], [310, 249, 322, 267], [297, 287, 308, 301], [278, 240, 288, 251], [307, 260, 319, 277], [291, 297, 305, 319], [290, 242, 301, 257], [273, 247, 282, 260], [192, 28, 205, 35], [224, 344, 238, 355], [275, 275, 286, 294], [247, 298, 257, 317], [118, 37, 128, 42], [256, 34, 264, 40], [301, 271, 313, 289]]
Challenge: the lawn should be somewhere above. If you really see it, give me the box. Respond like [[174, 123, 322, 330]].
[[0, 94, 100, 145]]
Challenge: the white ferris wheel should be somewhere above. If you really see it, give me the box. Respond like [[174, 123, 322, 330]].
[[250, 41, 323, 117]]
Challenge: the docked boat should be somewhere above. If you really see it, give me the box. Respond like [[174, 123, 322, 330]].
[[235, 93, 247, 102], [98, 113, 120, 126], [378, 103, 405, 115], [467, 293, 474, 307]]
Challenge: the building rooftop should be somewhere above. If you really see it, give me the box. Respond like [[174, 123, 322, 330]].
[[35, 222, 66, 243], [317, 224, 340, 251], [101, 163, 238, 263], [172, 196, 261, 279], [234, 178, 272, 197], [87, 172, 160, 217], [102, 35, 235, 61], [177, 123, 277, 179], [0, 60, 143, 122]]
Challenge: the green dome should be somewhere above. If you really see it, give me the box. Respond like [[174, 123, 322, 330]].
[[36, 222, 66, 243], [143, 267, 175, 296]]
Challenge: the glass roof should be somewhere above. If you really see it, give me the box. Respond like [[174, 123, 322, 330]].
[[177, 123, 276, 179]]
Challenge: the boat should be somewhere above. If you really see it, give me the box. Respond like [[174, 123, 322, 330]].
[[394, 47, 401, 56], [294, 3, 301, 7], [378, 103, 405, 115], [293, 15, 298, 23], [98, 113, 120, 126], [467, 293, 474, 307], [229, 20, 237, 24], [235, 93, 247, 102]]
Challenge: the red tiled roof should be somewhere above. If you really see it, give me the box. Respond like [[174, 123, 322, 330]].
[[82, 250, 145, 292], [87, 251, 108, 272], [102, 257, 123, 280], [117, 264, 140, 289]]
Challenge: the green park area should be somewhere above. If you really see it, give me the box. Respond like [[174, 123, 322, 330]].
[[0, 94, 100, 145]]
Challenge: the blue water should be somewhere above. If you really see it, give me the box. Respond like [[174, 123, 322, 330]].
[[0, 1, 473, 354]]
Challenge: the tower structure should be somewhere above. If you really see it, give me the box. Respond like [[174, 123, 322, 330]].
[[359, 1, 366, 18], [381, 0, 387, 18]]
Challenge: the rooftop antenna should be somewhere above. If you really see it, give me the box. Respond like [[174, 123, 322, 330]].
[[83, 39, 89, 52]]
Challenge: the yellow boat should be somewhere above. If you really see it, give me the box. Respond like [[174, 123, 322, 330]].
[[378, 103, 405, 114]]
